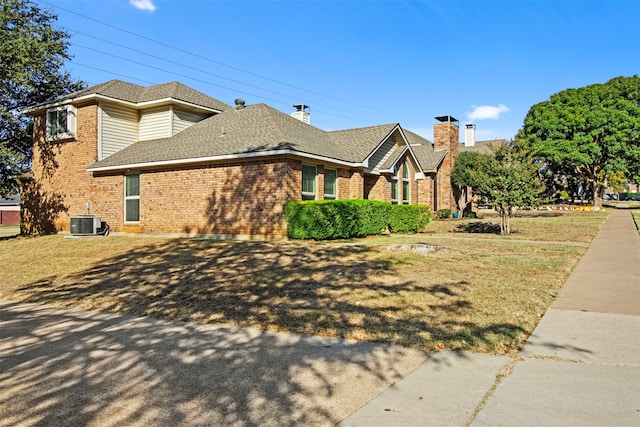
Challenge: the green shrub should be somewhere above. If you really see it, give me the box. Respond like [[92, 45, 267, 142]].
[[388, 204, 431, 233], [463, 211, 477, 218], [436, 208, 451, 219], [284, 200, 431, 239]]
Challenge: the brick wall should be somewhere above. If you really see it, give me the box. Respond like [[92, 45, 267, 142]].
[[23, 103, 99, 234], [25, 101, 438, 237], [23, 102, 299, 237], [433, 121, 459, 211], [348, 170, 364, 199], [365, 175, 388, 201], [136, 159, 296, 237], [417, 174, 435, 209], [0, 209, 20, 225]]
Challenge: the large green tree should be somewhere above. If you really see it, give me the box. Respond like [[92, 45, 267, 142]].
[[452, 142, 545, 235], [518, 76, 640, 207], [0, 0, 84, 196]]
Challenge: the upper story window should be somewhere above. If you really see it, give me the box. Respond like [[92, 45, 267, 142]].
[[46, 105, 76, 141], [302, 165, 317, 200], [324, 169, 337, 200]]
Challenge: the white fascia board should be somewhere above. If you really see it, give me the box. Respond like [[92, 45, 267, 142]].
[[87, 149, 364, 172], [134, 97, 223, 113], [23, 94, 223, 115], [397, 127, 424, 170]]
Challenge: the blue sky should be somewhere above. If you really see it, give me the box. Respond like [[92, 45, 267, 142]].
[[39, 0, 640, 142]]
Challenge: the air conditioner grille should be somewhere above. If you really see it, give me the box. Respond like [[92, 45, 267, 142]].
[[70, 215, 101, 235]]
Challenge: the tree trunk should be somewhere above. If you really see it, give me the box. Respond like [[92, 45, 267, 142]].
[[592, 179, 605, 208]]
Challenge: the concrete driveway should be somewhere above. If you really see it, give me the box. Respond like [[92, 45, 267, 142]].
[[0, 300, 427, 426]]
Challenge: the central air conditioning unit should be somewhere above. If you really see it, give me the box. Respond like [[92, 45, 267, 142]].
[[70, 215, 101, 235]]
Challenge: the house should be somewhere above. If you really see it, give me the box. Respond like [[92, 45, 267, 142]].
[[0, 195, 20, 226], [22, 79, 475, 238]]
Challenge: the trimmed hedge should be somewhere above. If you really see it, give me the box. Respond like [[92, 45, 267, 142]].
[[284, 199, 431, 240], [388, 204, 431, 233], [436, 208, 452, 219]]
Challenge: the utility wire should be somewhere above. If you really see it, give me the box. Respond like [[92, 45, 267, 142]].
[[41, 0, 380, 112], [68, 61, 342, 127], [66, 27, 369, 118], [70, 42, 371, 123]]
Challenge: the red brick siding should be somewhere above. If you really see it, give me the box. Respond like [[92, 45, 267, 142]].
[[135, 159, 295, 236], [23, 103, 99, 233], [433, 122, 459, 211], [0, 210, 20, 225]]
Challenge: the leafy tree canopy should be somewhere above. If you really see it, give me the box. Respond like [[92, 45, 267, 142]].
[[0, 0, 84, 196], [518, 75, 640, 206], [452, 142, 546, 235]]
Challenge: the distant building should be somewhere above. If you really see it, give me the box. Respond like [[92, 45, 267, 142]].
[[0, 195, 20, 225]]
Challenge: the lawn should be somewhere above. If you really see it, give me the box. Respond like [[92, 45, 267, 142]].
[[0, 210, 609, 355]]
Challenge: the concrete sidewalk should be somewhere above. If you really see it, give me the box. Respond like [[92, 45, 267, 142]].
[[342, 208, 640, 426]]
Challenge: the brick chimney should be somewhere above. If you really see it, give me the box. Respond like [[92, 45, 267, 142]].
[[433, 115, 459, 211]]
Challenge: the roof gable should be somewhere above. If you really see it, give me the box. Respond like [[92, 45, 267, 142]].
[[23, 80, 230, 114]]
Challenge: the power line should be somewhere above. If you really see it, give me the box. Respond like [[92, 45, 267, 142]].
[[66, 27, 370, 118], [70, 42, 370, 124], [40, 0, 380, 112]]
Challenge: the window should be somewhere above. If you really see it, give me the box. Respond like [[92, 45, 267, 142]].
[[391, 177, 398, 204], [46, 106, 76, 140], [125, 174, 140, 222], [402, 163, 410, 204], [302, 165, 317, 200], [324, 169, 337, 200]]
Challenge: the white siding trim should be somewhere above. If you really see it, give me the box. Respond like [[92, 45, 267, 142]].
[[97, 103, 103, 161], [87, 150, 364, 172]]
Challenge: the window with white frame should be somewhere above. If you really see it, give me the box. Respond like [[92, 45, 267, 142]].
[[46, 105, 76, 140], [125, 174, 140, 222], [302, 165, 317, 200], [324, 168, 337, 200]]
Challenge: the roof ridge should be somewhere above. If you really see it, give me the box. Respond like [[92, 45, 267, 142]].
[[257, 104, 288, 142]]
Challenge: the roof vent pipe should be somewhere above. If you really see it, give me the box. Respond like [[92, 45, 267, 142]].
[[235, 98, 246, 110]]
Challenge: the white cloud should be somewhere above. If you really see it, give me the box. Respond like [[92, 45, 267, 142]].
[[467, 104, 509, 121], [130, 0, 156, 12]]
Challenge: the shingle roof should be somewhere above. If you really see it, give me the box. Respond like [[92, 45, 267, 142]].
[[89, 103, 360, 170], [402, 129, 446, 171], [328, 124, 398, 162], [25, 80, 231, 113], [459, 139, 507, 154], [88, 100, 452, 173], [410, 145, 446, 171], [0, 195, 20, 206]]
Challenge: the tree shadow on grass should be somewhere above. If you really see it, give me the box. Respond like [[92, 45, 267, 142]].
[[454, 221, 502, 234], [4, 239, 526, 425]]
